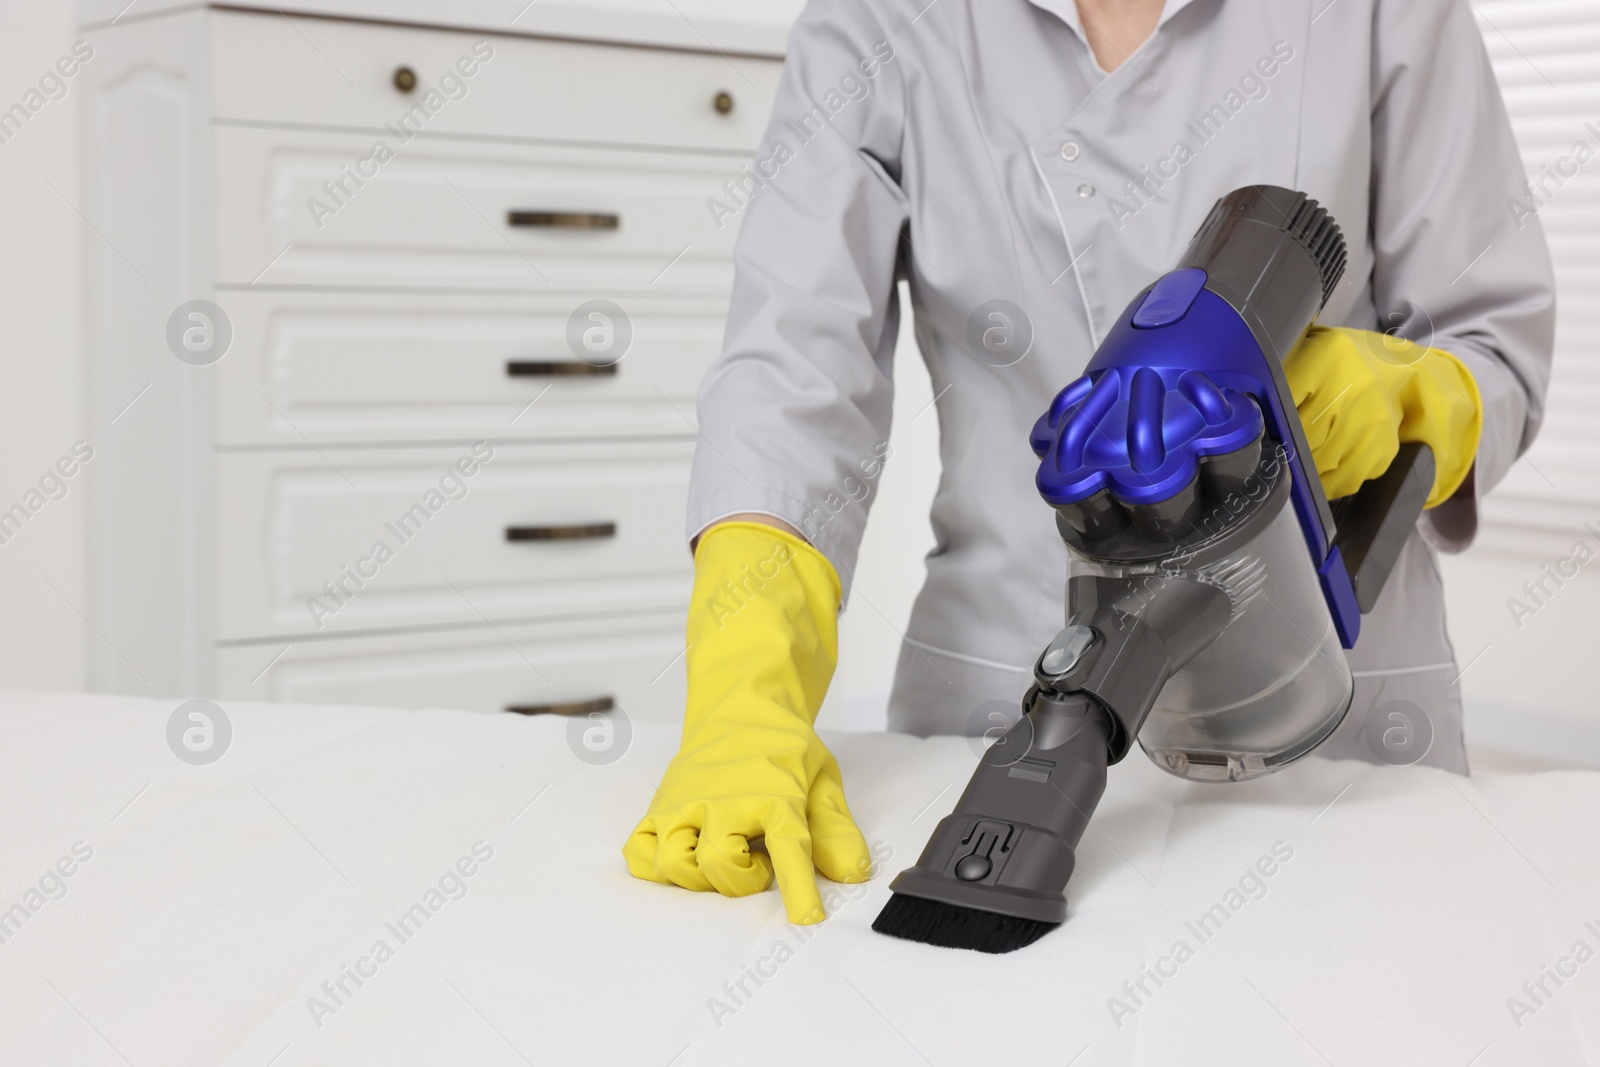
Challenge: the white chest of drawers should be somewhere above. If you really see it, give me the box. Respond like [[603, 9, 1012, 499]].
[[82, 4, 784, 721]]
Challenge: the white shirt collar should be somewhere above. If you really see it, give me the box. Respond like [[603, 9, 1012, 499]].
[[1023, 0, 1203, 43]]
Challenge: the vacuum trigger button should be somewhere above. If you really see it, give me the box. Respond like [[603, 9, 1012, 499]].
[[955, 854, 992, 881]]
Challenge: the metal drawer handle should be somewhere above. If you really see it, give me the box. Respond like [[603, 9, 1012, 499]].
[[507, 210, 619, 230], [505, 522, 616, 543], [504, 695, 615, 717], [506, 360, 618, 378]]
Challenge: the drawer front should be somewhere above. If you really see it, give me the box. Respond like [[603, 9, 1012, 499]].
[[211, 291, 725, 446], [216, 442, 695, 641], [210, 10, 783, 152], [217, 612, 688, 725], [215, 127, 740, 291]]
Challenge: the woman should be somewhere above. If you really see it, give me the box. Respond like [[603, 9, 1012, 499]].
[[626, 0, 1554, 924]]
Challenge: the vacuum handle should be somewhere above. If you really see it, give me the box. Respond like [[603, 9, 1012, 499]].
[[1330, 442, 1435, 613]]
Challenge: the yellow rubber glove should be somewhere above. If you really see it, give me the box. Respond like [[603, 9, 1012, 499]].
[[623, 521, 872, 924], [1285, 326, 1482, 508]]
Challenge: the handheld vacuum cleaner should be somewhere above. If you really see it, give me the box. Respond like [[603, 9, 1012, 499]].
[[873, 186, 1436, 953]]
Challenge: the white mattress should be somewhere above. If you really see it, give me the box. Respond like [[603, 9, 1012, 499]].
[[2, 691, 1597, 1066]]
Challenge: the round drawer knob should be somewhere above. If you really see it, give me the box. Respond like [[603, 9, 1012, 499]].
[[712, 90, 734, 115], [393, 66, 417, 93]]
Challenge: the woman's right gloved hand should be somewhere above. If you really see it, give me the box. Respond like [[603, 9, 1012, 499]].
[[1284, 326, 1483, 507], [622, 521, 872, 924]]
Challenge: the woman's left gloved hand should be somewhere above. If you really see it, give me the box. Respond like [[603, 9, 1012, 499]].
[[1284, 326, 1483, 507]]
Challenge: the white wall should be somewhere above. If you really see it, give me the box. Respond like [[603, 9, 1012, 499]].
[[0, 3, 90, 689]]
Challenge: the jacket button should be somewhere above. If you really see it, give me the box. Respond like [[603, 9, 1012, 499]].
[[1077, 183, 1096, 197], [1060, 141, 1081, 162]]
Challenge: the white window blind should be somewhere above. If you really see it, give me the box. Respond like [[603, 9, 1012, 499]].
[[1471, 0, 1600, 559]]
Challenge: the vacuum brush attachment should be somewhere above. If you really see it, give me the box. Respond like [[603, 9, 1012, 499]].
[[872, 689, 1113, 953], [871, 888, 1060, 955]]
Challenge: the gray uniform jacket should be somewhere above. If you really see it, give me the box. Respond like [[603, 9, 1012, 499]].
[[687, 0, 1555, 772]]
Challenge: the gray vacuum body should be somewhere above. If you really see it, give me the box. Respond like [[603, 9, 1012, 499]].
[[877, 187, 1436, 952]]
